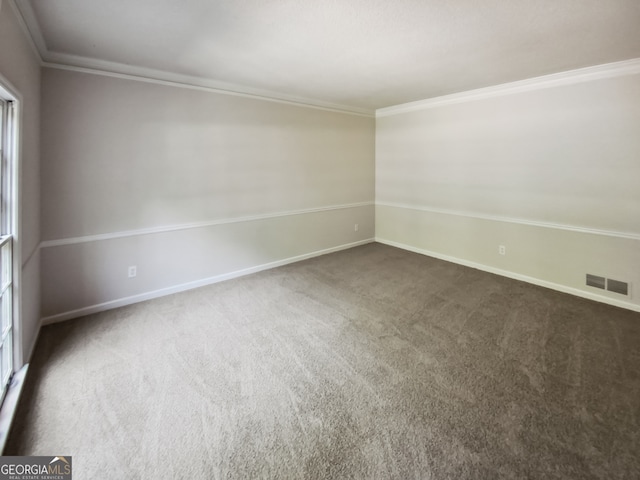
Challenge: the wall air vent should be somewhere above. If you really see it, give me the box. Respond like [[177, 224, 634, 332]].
[[586, 274, 629, 296], [586, 274, 605, 289], [607, 279, 629, 296]]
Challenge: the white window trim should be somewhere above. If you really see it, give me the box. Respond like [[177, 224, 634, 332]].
[[0, 73, 23, 373]]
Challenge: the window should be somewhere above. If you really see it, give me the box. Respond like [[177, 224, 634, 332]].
[[0, 94, 15, 401]]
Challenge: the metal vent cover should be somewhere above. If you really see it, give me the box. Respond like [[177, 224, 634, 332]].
[[586, 274, 606, 289], [607, 279, 629, 296]]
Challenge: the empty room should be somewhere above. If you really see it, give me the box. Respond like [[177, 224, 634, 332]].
[[0, 0, 639, 478]]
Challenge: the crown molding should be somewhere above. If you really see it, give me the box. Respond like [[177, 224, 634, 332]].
[[43, 55, 374, 117], [376, 58, 640, 117], [7, 0, 44, 62], [11, 0, 639, 119], [10, 1, 373, 117]]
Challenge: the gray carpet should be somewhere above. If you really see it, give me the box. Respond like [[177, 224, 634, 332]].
[[6, 243, 640, 479]]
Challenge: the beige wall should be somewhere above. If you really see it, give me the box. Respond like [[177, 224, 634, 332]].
[[5, 3, 638, 338], [0, 1, 41, 364], [40, 68, 375, 320], [376, 72, 640, 311]]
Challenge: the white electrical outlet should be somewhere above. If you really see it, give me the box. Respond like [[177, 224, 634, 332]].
[[498, 245, 506, 255], [128, 266, 137, 278], [354, 224, 359, 232]]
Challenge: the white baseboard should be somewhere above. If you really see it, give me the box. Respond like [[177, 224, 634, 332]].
[[41, 238, 375, 325], [376, 237, 640, 313]]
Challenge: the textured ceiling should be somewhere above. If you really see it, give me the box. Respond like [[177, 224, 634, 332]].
[[15, 0, 640, 112]]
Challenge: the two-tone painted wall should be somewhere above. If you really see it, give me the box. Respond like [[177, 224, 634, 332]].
[[40, 68, 375, 322], [39, 60, 640, 324], [376, 62, 640, 311], [5, 0, 640, 359]]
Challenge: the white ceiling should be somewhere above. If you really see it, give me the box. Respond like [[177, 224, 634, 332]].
[[14, 0, 640, 113]]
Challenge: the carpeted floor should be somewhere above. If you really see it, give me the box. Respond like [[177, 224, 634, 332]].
[[6, 243, 640, 479]]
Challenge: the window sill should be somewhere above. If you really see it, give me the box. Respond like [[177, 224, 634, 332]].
[[0, 364, 28, 453]]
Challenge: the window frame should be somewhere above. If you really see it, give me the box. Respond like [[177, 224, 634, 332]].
[[0, 74, 22, 403]]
